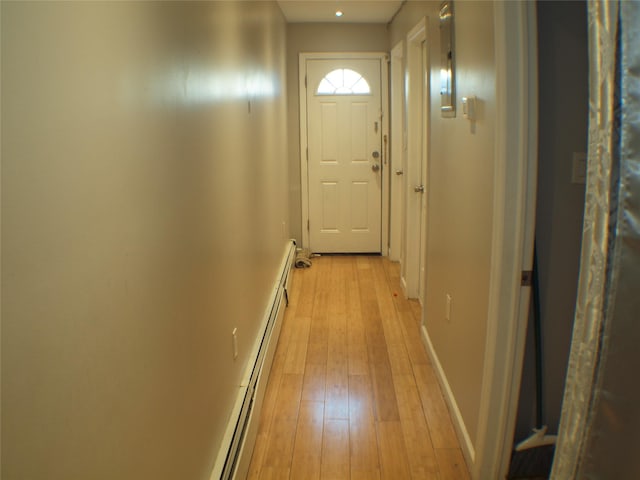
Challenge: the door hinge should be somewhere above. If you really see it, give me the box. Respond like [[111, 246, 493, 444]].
[[307, 219, 310, 231], [306, 147, 309, 162], [305, 75, 307, 88], [521, 270, 533, 287]]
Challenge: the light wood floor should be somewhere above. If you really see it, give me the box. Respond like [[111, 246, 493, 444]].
[[247, 255, 470, 480]]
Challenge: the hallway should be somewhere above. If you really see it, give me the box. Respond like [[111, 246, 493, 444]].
[[248, 256, 470, 479], [0, 2, 535, 478]]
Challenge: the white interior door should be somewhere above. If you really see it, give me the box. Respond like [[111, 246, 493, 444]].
[[389, 41, 405, 262], [305, 58, 383, 253], [403, 19, 427, 299]]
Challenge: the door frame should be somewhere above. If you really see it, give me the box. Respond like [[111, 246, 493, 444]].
[[473, 2, 538, 478], [299, 52, 389, 253]]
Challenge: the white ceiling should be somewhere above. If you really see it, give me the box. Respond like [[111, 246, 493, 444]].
[[277, 0, 404, 24]]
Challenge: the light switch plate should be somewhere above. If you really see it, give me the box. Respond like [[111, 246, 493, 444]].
[[462, 96, 476, 120]]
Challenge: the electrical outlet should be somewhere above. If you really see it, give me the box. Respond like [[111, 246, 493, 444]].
[[445, 294, 452, 322], [232, 328, 238, 359]]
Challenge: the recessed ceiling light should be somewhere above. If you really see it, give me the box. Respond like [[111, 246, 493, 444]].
[[335, 10, 343, 17]]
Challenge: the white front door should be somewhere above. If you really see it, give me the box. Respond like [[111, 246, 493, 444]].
[[305, 58, 383, 253]]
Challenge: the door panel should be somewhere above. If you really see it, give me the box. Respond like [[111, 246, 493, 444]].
[[306, 58, 382, 253], [351, 181, 369, 229], [321, 182, 339, 231], [321, 104, 338, 161]]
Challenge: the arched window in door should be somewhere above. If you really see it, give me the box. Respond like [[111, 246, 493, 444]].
[[316, 68, 371, 95]]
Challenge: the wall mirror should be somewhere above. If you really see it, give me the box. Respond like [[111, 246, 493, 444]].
[[439, 1, 455, 117]]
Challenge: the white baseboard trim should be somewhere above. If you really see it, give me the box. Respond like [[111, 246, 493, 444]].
[[420, 324, 476, 468]]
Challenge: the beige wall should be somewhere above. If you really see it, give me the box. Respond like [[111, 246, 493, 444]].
[[286, 23, 389, 243], [390, 0, 496, 448], [1, 2, 288, 479]]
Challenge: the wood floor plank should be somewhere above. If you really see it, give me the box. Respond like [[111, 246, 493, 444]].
[[348, 375, 379, 472], [371, 259, 406, 347], [376, 421, 412, 480], [415, 373, 460, 448], [278, 283, 312, 362], [285, 265, 300, 308], [275, 313, 295, 355], [327, 314, 348, 368], [394, 374, 439, 477], [382, 259, 402, 289], [386, 340, 414, 377], [327, 258, 348, 317], [324, 362, 349, 420], [301, 363, 326, 403], [247, 431, 268, 480], [414, 362, 439, 386], [346, 307, 366, 345], [258, 353, 284, 434], [320, 419, 350, 480], [274, 374, 304, 421], [404, 330, 431, 365], [284, 339, 310, 375], [394, 302, 430, 366], [347, 338, 369, 376], [435, 448, 471, 480], [258, 466, 290, 480], [306, 334, 328, 365], [295, 265, 318, 318], [309, 259, 331, 318], [408, 298, 423, 323], [369, 358, 400, 421], [351, 467, 381, 480], [262, 418, 297, 468], [290, 401, 324, 480], [356, 255, 372, 270], [346, 276, 363, 321], [307, 311, 329, 365]]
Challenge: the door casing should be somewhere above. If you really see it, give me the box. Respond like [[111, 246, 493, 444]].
[[473, 2, 539, 478], [299, 52, 389, 253]]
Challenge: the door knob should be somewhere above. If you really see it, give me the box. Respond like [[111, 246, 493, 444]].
[[395, 169, 404, 175], [414, 185, 425, 193], [372, 151, 380, 159], [371, 164, 381, 172]]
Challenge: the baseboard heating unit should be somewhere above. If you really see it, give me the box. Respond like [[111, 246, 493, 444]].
[[210, 240, 296, 480]]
